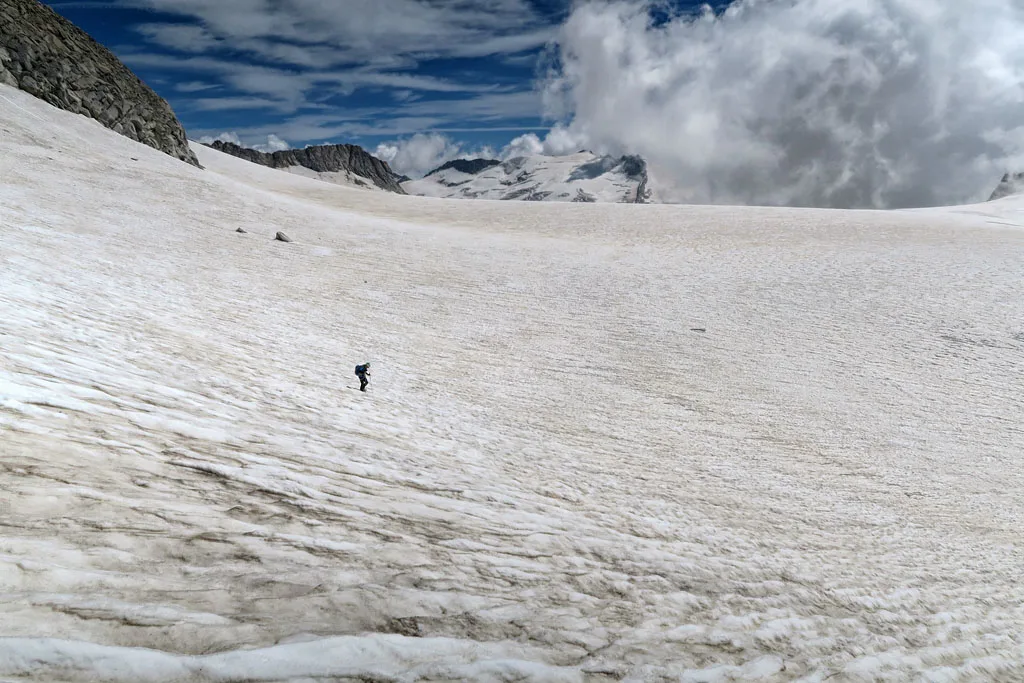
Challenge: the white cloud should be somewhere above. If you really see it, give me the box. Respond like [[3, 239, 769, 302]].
[[538, 126, 585, 156], [395, 90, 542, 121], [197, 132, 292, 153], [373, 133, 503, 177], [136, 23, 221, 52], [120, 0, 554, 67], [332, 70, 508, 94], [174, 81, 220, 94], [123, 52, 513, 117], [542, 0, 1024, 208], [496, 129, 588, 159], [198, 131, 242, 146], [374, 133, 466, 177], [256, 134, 291, 153], [193, 113, 452, 147], [190, 96, 299, 113], [122, 54, 313, 107], [198, 127, 589, 178], [500, 133, 544, 159], [373, 129, 591, 177]]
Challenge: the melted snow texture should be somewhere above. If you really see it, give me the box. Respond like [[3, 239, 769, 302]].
[[2, 84, 1024, 681], [402, 152, 651, 203], [279, 164, 385, 192]]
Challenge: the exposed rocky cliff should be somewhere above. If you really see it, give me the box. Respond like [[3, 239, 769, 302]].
[[989, 173, 1024, 201], [0, 0, 199, 166], [425, 158, 501, 177], [206, 141, 407, 194]]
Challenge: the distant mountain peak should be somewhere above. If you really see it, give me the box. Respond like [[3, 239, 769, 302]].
[[425, 158, 501, 177], [205, 140, 407, 193], [989, 172, 1024, 201], [405, 151, 655, 204]]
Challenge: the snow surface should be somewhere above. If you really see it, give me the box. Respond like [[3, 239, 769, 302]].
[[402, 152, 652, 203], [279, 164, 385, 192], [3, 82, 1024, 681]]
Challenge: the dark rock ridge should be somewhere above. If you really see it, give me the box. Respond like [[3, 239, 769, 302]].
[[989, 173, 1024, 201], [0, 0, 199, 166], [425, 158, 501, 177], [619, 155, 646, 180], [627, 156, 652, 204], [206, 140, 406, 194], [594, 154, 651, 203]]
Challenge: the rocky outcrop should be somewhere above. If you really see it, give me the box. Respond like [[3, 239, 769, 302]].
[[603, 154, 650, 203], [619, 154, 646, 179], [625, 156, 652, 204], [989, 173, 1024, 201], [0, 0, 199, 166], [206, 140, 407, 194], [425, 158, 501, 177]]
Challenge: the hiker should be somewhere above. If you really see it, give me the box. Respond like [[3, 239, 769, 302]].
[[355, 362, 371, 391]]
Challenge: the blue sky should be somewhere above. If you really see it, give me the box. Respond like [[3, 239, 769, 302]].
[[44, 0, 702, 163]]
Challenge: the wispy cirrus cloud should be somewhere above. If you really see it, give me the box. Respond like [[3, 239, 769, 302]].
[[135, 23, 220, 53], [173, 81, 221, 93], [50, 0, 556, 155], [189, 96, 302, 113], [119, 0, 556, 67], [123, 51, 521, 116], [191, 89, 543, 144], [122, 53, 524, 93], [122, 53, 312, 110], [193, 113, 444, 147]]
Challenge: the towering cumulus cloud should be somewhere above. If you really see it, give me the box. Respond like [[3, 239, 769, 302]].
[[543, 0, 1024, 208]]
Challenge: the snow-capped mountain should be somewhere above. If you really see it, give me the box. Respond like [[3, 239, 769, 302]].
[[989, 172, 1024, 201], [403, 151, 655, 203]]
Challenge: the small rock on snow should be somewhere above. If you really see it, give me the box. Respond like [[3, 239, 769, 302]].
[[275, 231, 292, 242]]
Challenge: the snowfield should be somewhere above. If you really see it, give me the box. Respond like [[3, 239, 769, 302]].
[[2, 83, 1024, 682], [279, 164, 387, 192]]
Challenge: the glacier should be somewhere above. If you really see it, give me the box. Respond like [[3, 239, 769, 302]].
[[2, 83, 1024, 681]]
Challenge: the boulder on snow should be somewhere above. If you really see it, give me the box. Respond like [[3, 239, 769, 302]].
[[236, 227, 247, 234], [274, 231, 292, 243]]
